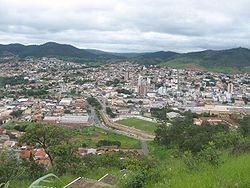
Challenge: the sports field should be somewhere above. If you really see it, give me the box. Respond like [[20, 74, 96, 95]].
[[116, 118, 158, 133]]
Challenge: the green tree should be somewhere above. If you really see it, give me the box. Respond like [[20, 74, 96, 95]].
[[0, 151, 21, 183], [212, 131, 245, 149], [49, 144, 84, 175], [0, 151, 46, 184], [198, 142, 220, 166], [106, 107, 116, 118], [87, 97, 102, 110], [19, 124, 71, 166], [238, 116, 250, 137], [10, 110, 24, 118], [155, 118, 229, 153]]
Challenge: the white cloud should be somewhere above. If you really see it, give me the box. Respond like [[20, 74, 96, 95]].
[[0, 0, 250, 52]]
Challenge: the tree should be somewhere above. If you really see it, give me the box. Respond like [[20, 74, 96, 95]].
[[19, 124, 71, 166], [106, 107, 116, 118], [10, 110, 24, 118], [238, 116, 250, 137], [116, 88, 132, 95], [0, 151, 20, 183], [122, 156, 159, 188], [150, 108, 168, 122], [155, 118, 229, 153], [0, 150, 46, 183], [212, 131, 245, 149], [64, 109, 71, 114], [49, 144, 83, 175], [198, 142, 220, 166], [87, 97, 102, 110]]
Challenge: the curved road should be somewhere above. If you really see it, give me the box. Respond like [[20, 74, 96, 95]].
[[88, 102, 151, 156]]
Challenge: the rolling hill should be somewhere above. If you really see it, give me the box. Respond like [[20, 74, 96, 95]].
[[162, 47, 250, 73], [1, 42, 250, 73], [0, 42, 97, 59], [133, 51, 179, 65]]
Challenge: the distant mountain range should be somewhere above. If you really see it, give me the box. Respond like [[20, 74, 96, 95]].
[[1, 42, 250, 73]]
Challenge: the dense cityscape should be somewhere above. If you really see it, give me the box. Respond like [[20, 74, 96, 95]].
[[1, 57, 250, 127], [0, 57, 250, 187], [1, 0, 250, 187]]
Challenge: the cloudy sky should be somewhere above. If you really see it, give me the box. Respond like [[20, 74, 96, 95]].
[[0, 0, 250, 52]]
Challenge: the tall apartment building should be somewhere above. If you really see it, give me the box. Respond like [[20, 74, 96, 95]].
[[227, 83, 234, 94]]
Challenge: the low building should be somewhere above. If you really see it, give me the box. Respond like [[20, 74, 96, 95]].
[[59, 98, 73, 106], [166, 112, 182, 120], [43, 115, 89, 125]]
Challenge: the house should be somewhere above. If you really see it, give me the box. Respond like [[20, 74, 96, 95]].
[[8, 129, 23, 138], [4, 140, 16, 148], [0, 134, 10, 142], [0, 128, 7, 134], [59, 98, 73, 106], [166, 112, 182, 120], [87, 148, 97, 155], [34, 148, 48, 159], [200, 117, 223, 124], [0, 116, 12, 125], [20, 150, 32, 159], [193, 117, 223, 125], [193, 118, 203, 125]]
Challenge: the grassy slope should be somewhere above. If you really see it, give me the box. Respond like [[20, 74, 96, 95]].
[[116, 118, 158, 133], [146, 141, 250, 188], [159, 154, 250, 188], [73, 126, 140, 149], [162, 57, 250, 74], [9, 175, 76, 188]]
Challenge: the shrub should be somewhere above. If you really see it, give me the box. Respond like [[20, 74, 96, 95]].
[[96, 140, 121, 147], [198, 142, 220, 166]]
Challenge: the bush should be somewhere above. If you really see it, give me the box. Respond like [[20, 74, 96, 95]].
[[122, 172, 145, 188], [87, 97, 101, 110], [183, 151, 200, 170], [10, 110, 24, 118], [238, 116, 250, 137], [96, 140, 121, 147], [155, 118, 229, 154], [232, 144, 250, 155], [198, 142, 220, 166], [106, 107, 116, 118], [212, 131, 245, 149]]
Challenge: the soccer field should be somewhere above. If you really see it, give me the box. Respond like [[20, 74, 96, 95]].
[[116, 118, 158, 133]]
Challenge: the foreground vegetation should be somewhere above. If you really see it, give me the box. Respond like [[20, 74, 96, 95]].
[[144, 147, 250, 188], [1, 113, 250, 188]]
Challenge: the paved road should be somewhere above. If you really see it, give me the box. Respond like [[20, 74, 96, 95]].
[[88, 103, 140, 139], [88, 101, 151, 155], [140, 139, 149, 156]]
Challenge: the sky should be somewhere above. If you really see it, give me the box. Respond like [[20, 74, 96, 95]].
[[0, 0, 250, 52]]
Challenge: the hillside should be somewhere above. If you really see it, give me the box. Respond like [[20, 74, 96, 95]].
[[1, 42, 250, 72], [133, 51, 179, 65], [162, 47, 250, 73], [0, 42, 97, 59]]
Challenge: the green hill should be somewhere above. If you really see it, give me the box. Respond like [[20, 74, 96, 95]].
[[133, 51, 179, 65], [0, 42, 97, 59], [1, 42, 250, 72], [162, 47, 250, 73]]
